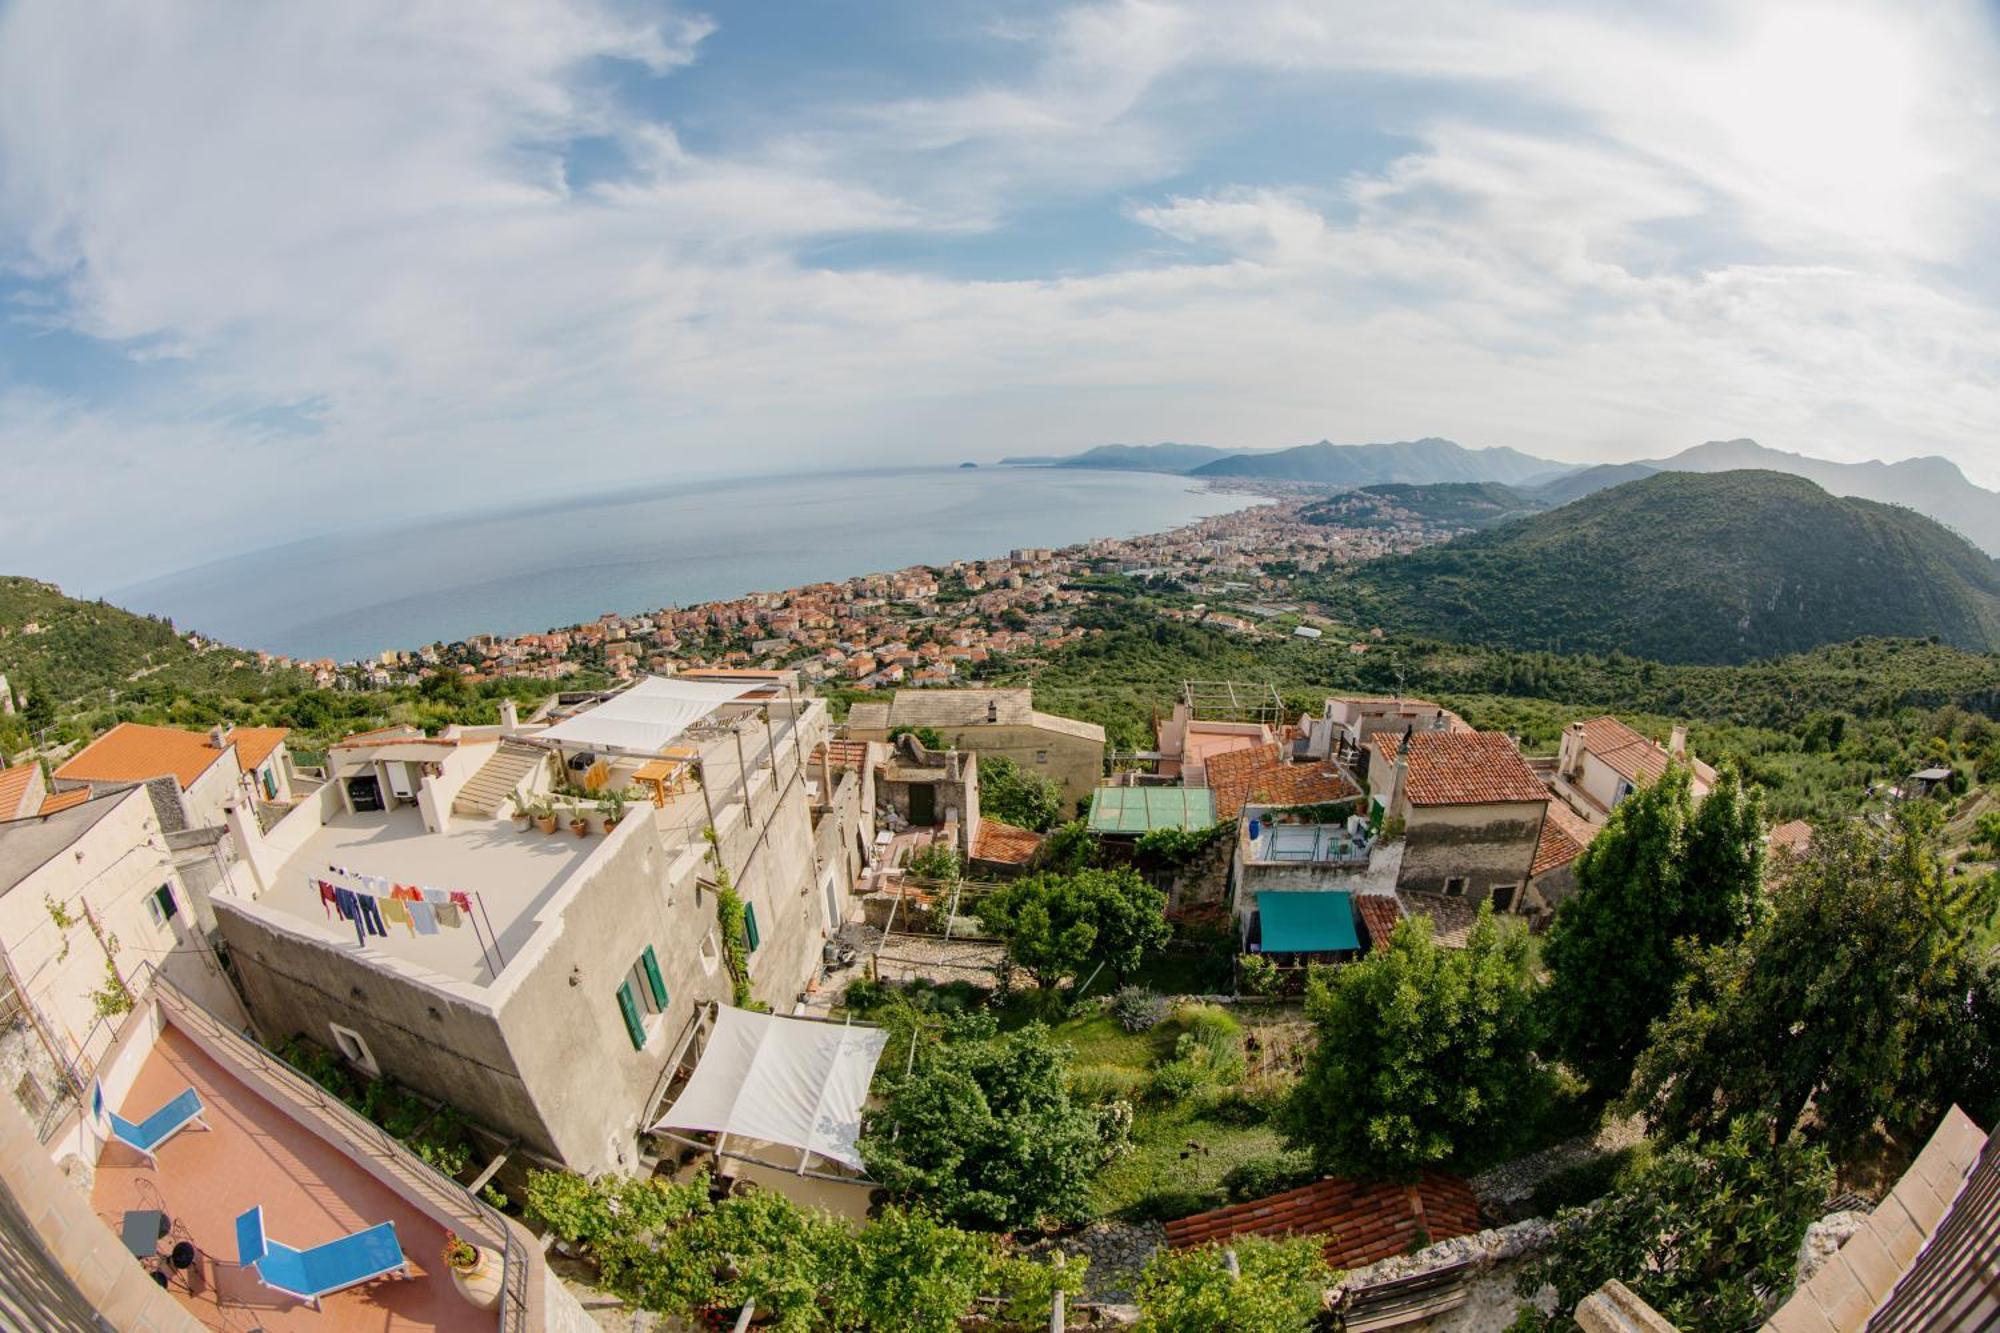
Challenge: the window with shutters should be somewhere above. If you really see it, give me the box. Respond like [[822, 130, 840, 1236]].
[[617, 945, 671, 1050], [145, 883, 178, 928]]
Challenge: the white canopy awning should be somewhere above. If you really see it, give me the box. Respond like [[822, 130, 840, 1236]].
[[537, 676, 762, 754], [650, 1005, 889, 1172]]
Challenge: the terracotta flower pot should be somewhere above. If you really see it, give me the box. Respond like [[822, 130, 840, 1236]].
[[535, 815, 558, 835], [569, 817, 589, 838]]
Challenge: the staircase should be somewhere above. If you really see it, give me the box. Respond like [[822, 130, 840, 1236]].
[[452, 740, 547, 818]]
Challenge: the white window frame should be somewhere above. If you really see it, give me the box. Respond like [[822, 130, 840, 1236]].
[[328, 1023, 379, 1077], [698, 930, 721, 975]]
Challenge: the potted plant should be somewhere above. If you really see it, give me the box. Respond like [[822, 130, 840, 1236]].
[[602, 787, 627, 832], [568, 805, 590, 838], [507, 791, 532, 832], [533, 800, 559, 836], [444, 1231, 502, 1310]]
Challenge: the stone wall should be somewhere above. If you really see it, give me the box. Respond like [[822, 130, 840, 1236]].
[[1399, 802, 1543, 903]]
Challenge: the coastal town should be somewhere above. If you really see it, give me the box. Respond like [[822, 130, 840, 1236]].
[[251, 490, 1444, 693], [0, 508, 1992, 1332]]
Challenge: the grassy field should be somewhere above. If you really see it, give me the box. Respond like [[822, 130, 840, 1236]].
[[1020, 1005, 1315, 1222]]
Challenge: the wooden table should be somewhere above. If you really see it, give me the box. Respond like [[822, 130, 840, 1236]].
[[633, 746, 699, 806]]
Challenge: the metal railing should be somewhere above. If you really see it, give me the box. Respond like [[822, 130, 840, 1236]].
[[144, 970, 530, 1329]]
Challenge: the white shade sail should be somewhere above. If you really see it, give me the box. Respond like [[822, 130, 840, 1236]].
[[536, 676, 763, 754], [651, 1005, 889, 1171]]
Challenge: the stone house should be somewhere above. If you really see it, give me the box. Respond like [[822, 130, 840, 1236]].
[[51, 721, 296, 832], [845, 688, 1105, 810], [1381, 731, 1551, 911]]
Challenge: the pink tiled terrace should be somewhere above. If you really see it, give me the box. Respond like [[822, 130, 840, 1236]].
[[90, 1022, 495, 1331]]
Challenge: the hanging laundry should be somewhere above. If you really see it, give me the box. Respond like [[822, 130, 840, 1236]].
[[449, 890, 474, 913], [409, 901, 440, 935], [356, 894, 388, 938], [380, 898, 414, 934], [316, 879, 338, 919], [434, 903, 463, 930], [332, 888, 363, 946], [422, 888, 450, 907]]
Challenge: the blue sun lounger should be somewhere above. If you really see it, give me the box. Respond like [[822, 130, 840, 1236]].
[[105, 1087, 208, 1166], [235, 1206, 408, 1309]]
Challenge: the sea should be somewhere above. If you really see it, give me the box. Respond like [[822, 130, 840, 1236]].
[[109, 467, 1261, 662]]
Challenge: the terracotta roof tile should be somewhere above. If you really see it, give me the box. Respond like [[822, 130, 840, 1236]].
[[1530, 817, 1584, 879], [1355, 894, 1404, 952], [1570, 716, 1717, 789], [37, 788, 92, 815], [0, 766, 38, 820], [1207, 744, 1359, 820], [974, 817, 1043, 865], [55, 722, 232, 790], [1769, 819, 1813, 856], [1402, 732, 1548, 807], [228, 726, 289, 771], [1163, 1174, 1482, 1270]]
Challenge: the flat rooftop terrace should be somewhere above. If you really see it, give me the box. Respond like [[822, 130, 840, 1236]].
[[263, 806, 602, 986], [90, 1022, 490, 1331]]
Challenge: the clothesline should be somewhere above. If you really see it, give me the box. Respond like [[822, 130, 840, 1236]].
[[317, 863, 509, 975]]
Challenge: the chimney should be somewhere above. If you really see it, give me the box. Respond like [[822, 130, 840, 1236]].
[[499, 697, 520, 735], [210, 722, 234, 751], [1669, 725, 1687, 758]]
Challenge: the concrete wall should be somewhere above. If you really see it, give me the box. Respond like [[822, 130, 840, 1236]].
[[181, 754, 244, 831], [811, 769, 868, 932], [217, 814, 736, 1175], [0, 790, 235, 1078], [1397, 801, 1545, 905], [930, 721, 1102, 811]]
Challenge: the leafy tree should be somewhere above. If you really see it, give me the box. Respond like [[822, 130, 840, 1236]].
[[1285, 904, 1544, 1179], [977, 865, 1168, 989], [979, 754, 1065, 832], [1542, 766, 1764, 1095], [1135, 1235, 1332, 1333], [1972, 809, 2000, 859], [1628, 808, 2000, 1164], [906, 840, 962, 881], [1510, 1120, 1832, 1332], [861, 1018, 1120, 1229]]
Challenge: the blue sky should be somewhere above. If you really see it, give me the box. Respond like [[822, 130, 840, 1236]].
[[3, 0, 1999, 592]]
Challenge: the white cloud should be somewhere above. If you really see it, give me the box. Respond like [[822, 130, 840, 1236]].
[[1, 0, 1998, 592]]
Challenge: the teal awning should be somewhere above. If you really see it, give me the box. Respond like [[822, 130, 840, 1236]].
[[1087, 785, 1217, 834], [1257, 890, 1359, 954]]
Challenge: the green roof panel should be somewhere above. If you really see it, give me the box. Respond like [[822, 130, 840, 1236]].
[[1087, 785, 1218, 834], [1257, 890, 1360, 954]]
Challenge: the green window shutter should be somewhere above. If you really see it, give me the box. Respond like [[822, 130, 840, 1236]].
[[641, 946, 668, 1009], [616, 981, 646, 1050], [743, 902, 761, 953]]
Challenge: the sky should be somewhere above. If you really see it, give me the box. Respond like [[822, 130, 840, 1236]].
[[3, 0, 1999, 593]]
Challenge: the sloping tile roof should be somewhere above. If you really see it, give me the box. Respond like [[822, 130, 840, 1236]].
[[228, 726, 289, 771], [37, 789, 92, 815], [1163, 1174, 1482, 1270], [1768, 819, 1813, 857], [1531, 817, 1585, 879], [813, 740, 873, 771], [890, 688, 1034, 728], [1207, 744, 1360, 820], [845, 702, 891, 731], [55, 722, 231, 790], [1402, 732, 1549, 807], [1355, 894, 1404, 952], [0, 766, 39, 820], [1395, 891, 1482, 949], [974, 818, 1043, 865], [1571, 716, 1672, 786]]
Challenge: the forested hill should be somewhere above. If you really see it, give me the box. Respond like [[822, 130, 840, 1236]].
[[1301, 482, 1544, 530], [1339, 470, 2000, 664], [0, 576, 282, 728]]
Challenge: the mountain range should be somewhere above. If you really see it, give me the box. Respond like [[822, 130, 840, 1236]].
[[1340, 470, 2000, 664], [1002, 437, 2000, 555]]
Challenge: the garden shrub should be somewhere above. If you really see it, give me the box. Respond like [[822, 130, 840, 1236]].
[[1221, 1153, 1318, 1203], [1071, 1064, 1148, 1105], [1112, 985, 1169, 1032]]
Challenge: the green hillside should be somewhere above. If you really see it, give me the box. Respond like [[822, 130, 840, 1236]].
[[1338, 471, 2000, 664], [1302, 482, 1544, 530]]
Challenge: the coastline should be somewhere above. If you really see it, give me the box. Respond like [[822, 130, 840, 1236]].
[[115, 468, 1274, 663]]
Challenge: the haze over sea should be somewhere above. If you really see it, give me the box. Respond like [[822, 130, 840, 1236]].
[[110, 467, 1256, 662]]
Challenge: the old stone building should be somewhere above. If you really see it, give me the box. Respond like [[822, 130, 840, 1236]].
[[1381, 730, 1551, 911], [845, 688, 1105, 809]]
